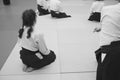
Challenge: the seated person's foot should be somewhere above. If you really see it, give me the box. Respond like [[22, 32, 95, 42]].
[[23, 64, 28, 72], [23, 64, 34, 72], [25, 67, 34, 72]]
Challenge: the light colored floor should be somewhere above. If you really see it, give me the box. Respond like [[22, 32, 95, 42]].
[[0, 0, 117, 80]]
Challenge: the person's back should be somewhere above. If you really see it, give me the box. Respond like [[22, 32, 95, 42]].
[[20, 27, 38, 51], [100, 4, 120, 46]]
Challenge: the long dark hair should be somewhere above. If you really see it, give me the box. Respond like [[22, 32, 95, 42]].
[[18, 9, 36, 38]]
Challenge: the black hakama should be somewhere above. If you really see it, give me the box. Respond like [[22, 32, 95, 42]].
[[20, 47, 56, 69], [37, 5, 50, 16], [88, 12, 101, 22], [50, 10, 71, 18], [95, 41, 120, 80]]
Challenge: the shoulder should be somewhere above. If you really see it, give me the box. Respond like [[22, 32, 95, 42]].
[[101, 5, 112, 14], [102, 4, 116, 11], [101, 5, 116, 20], [92, 1, 97, 5], [91, 1, 103, 7], [92, 1, 102, 4], [96, 1, 104, 6], [33, 32, 44, 41]]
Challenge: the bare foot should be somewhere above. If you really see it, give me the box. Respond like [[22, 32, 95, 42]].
[[23, 64, 28, 72], [25, 67, 34, 72]]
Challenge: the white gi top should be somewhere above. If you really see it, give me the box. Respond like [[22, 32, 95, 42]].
[[19, 26, 50, 55], [100, 3, 120, 46], [37, 0, 49, 10], [48, 0, 63, 12], [90, 1, 104, 13]]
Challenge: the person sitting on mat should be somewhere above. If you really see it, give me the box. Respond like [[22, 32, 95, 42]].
[[36, 0, 50, 16], [48, 0, 71, 18], [88, 0, 104, 22], [18, 9, 56, 72]]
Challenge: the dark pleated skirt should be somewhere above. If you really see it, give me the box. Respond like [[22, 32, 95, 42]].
[[20, 47, 56, 69], [50, 10, 71, 18], [95, 41, 120, 80], [37, 5, 50, 16], [88, 12, 101, 22]]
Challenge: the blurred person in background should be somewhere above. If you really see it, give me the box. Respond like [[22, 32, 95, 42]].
[[94, 0, 120, 80]]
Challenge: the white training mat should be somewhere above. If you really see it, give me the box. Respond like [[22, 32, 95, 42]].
[[0, 74, 60, 80], [56, 14, 100, 73], [61, 72, 96, 80]]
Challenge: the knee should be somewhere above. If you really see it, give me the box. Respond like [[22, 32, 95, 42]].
[[49, 50, 56, 62]]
